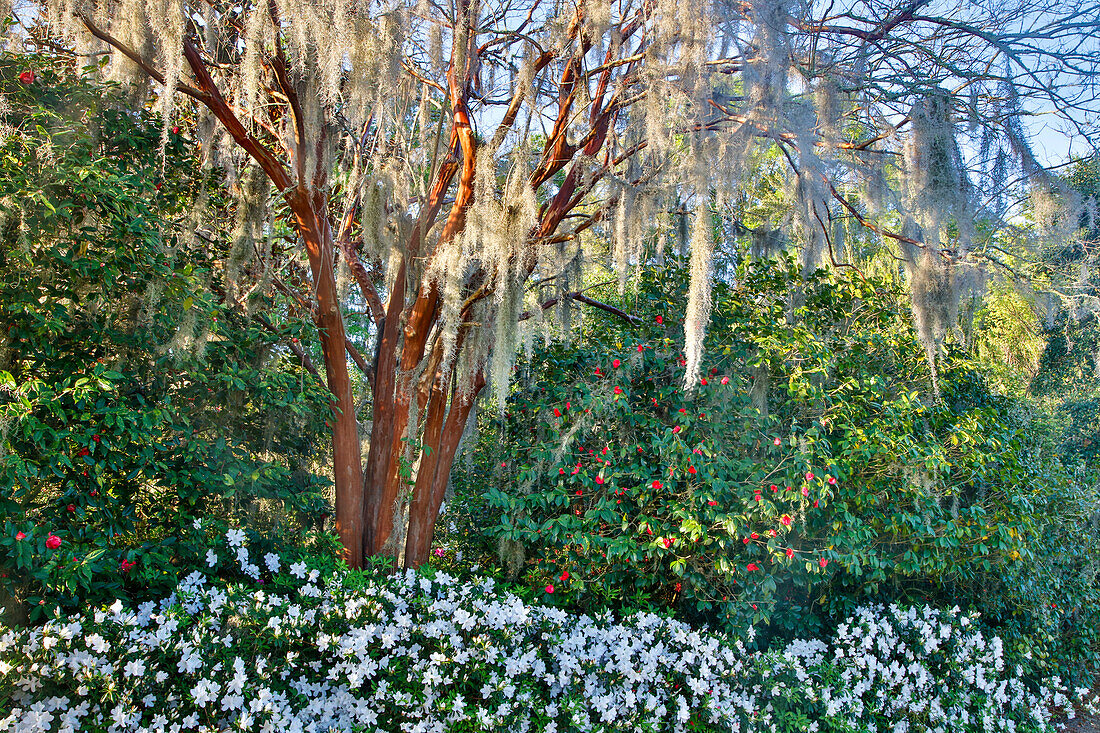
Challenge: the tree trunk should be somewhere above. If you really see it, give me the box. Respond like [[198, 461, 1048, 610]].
[[404, 371, 485, 568], [289, 190, 365, 569]]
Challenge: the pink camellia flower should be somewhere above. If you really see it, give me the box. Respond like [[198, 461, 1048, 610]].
[[612, 359, 621, 368], [819, 557, 829, 568], [746, 563, 759, 572], [15, 531, 25, 540], [828, 475, 837, 485], [780, 514, 792, 526], [434, 547, 445, 557], [45, 534, 61, 549], [721, 376, 729, 385], [774, 437, 782, 446], [19, 70, 34, 84], [805, 471, 815, 481], [545, 584, 554, 593]]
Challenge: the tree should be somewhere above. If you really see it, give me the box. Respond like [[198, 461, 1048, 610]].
[[27, 0, 1100, 568]]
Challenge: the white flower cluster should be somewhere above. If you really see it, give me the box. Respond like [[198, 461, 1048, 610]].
[[0, 538, 1091, 733]]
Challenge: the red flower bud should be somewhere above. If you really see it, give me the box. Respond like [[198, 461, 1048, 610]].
[[612, 359, 621, 368], [66, 504, 75, 513], [15, 531, 25, 540], [656, 315, 663, 324], [18, 70, 34, 85]]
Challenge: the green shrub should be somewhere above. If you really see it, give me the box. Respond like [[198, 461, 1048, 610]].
[[476, 257, 1099, 676]]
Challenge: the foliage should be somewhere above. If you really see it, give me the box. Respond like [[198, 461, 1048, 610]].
[[0, 54, 332, 622], [1, 531, 1090, 733], [476, 257, 1097, 666]]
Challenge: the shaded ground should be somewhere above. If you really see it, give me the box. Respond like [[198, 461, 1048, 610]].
[[1058, 679, 1100, 732]]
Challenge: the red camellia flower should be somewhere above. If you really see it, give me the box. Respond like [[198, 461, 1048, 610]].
[[92, 435, 101, 443], [774, 437, 782, 446], [786, 548, 794, 559], [780, 514, 792, 526], [652, 480, 663, 490], [614, 386, 623, 395], [674, 582, 682, 592], [595, 367, 602, 376], [66, 504, 75, 513], [663, 538, 672, 548], [672, 426, 681, 433], [828, 475, 837, 485], [813, 499, 820, 508], [595, 476, 605, 485], [15, 531, 25, 541], [687, 465, 696, 474], [637, 344, 644, 352], [45, 534, 61, 549], [560, 570, 569, 582], [742, 537, 751, 544], [119, 559, 136, 574], [806, 471, 815, 481], [19, 70, 34, 84], [172, 126, 180, 134], [78, 448, 90, 457], [656, 315, 663, 324], [819, 557, 829, 568], [708, 500, 717, 506], [700, 378, 708, 386], [651, 397, 658, 406], [746, 563, 759, 572], [545, 584, 554, 593], [554, 407, 561, 417], [559, 468, 565, 475], [769, 484, 778, 492], [751, 532, 759, 539], [754, 494, 762, 502], [565, 401, 571, 410], [612, 359, 621, 368], [720, 376, 729, 385]]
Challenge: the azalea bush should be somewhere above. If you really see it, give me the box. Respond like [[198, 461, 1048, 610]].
[[0, 529, 1091, 733], [475, 258, 1098, 659], [0, 54, 333, 622]]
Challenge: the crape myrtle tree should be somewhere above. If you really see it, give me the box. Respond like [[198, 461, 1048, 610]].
[[29, 0, 1100, 568]]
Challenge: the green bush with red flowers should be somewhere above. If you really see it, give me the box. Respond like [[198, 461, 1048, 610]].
[[0, 54, 335, 622], [480, 257, 1099, 658]]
